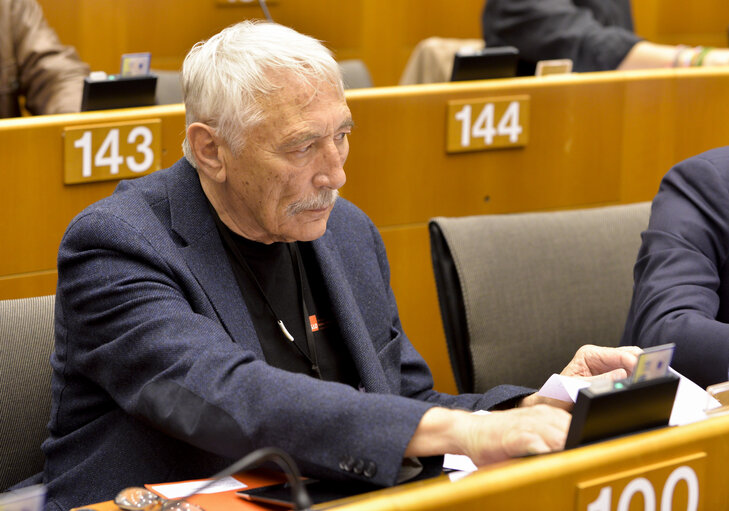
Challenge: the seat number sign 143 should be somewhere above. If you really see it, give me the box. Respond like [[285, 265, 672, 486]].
[[446, 96, 529, 153], [63, 120, 162, 184]]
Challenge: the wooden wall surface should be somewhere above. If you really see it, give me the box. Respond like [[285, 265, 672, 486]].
[[36, 0, 484, 87], [633, 0, 729, 48], [34, 0, 729, 88]]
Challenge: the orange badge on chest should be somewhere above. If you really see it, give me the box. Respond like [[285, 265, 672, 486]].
[[309, 315, 319, 332]]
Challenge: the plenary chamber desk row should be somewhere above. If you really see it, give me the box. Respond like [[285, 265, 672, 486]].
[[3, 67, 729, 393], [76, 411, 729, 510]]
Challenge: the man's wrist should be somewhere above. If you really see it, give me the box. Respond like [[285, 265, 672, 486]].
[[518, 392, 573, 411], [404, 407, 471, 458]]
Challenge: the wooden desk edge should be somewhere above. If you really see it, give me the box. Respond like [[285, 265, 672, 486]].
[[71, 413, 729, 511]]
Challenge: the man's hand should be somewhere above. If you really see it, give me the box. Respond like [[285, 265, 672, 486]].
[[561, 344, 642, 381], [519, 344, 643, 410], [460, 405, 571, 465], [405, 406, 570, 466]]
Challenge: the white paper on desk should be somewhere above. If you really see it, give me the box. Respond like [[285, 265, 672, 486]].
[[443, 453, 478, 473], [669, 368, 721, 425], [537, 369, 722, 427], [147, 477, 247, 499], [537, 373, 590, 402]]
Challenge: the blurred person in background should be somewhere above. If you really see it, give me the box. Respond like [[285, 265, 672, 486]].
[[483, 0, 729, 75], [0, 0, 89, 118]]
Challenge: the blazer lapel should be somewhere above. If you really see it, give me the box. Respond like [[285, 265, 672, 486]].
[[312, 232, 391, 393], [166, 161, 261, 355]]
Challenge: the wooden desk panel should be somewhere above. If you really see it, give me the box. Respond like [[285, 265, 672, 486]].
[[341, 413, 729, 510], [75, 413, 729, 510], [0, 105, 186, 299]]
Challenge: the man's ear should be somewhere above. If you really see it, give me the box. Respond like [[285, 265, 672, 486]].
[[187, 122, 226, 183]]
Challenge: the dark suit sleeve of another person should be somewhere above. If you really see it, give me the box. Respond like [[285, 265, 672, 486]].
[[621, 147, 729, 389], [44, 159, 531, 510], [482, 0, 641, 72]]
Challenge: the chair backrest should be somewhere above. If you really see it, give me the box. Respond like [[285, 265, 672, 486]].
[[399, 37, 485, 85], [153, 69, 183, 105], [339, 59, 374, 89], [429, 203, 651, 393], [0, 295, 55, 491]]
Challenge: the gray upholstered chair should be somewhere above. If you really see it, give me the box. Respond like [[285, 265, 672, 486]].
[[0, 295, 55, 491], [429, 203, 651, 393], [153, 69, 183, 105], [339, 59, 374, 89]]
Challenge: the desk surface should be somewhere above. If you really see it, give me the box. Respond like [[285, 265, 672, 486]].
[[76, 411, 729, 511]]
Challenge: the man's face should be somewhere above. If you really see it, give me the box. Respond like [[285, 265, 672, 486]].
[[219, 74, 352, 244]]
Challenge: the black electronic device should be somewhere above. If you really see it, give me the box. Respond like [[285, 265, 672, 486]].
[[81, 74, 157, 112], [565, 373, 679, 449], [237, 479, 376, 509], [450, 46, 519, 82]]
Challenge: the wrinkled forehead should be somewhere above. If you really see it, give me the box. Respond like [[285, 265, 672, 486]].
[[261, 67, 344, 107], [255, 71, 348, 128]]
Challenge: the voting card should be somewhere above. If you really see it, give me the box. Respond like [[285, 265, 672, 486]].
[[120, 52, 151, 76], [632, 343, 675, 383]]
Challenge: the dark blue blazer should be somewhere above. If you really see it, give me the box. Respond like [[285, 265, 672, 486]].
[[622, 146, 729, 388], [43, 159, 529, 510]]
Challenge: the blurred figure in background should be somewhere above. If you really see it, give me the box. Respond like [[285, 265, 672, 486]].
[[0, 0, 89, 118], [483, 0, 729, 75]]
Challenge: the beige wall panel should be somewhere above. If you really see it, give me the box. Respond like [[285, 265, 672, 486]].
[[633, 0, 729, 47]]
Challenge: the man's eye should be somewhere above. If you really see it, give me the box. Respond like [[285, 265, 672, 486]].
[[335, 132, 349, 141], [296, 144, 313, 154]]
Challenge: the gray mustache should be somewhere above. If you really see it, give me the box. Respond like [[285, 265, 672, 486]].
[[287, 189, 339, 216]]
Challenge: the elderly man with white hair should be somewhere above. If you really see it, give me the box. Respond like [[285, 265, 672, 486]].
[[39, 20, 639, 510]]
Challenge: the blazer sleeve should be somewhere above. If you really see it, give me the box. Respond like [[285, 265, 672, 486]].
[[621, 150, 729, 388], [482, 0, 641, 72]]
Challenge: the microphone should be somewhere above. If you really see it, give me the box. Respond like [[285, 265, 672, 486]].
[[115, 447, 313, 511], [259, 0, 273, 22]]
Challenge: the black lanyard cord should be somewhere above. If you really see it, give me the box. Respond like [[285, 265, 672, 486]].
[[213, 213, 321, 377], [289, 243, 320, 377]]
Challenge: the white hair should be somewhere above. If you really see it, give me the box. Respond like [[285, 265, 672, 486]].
[[181, 20, 344, 167]]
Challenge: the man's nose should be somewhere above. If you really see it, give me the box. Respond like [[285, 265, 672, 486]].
[[314, 140, 347, 189]]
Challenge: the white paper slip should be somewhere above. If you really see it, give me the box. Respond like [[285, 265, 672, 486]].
[[147, 477, 247, 499], [669, 368, 721, 426], [537, 373, 590, 402], [447, 469, 473, 482], [443, 453, 478, 473]]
